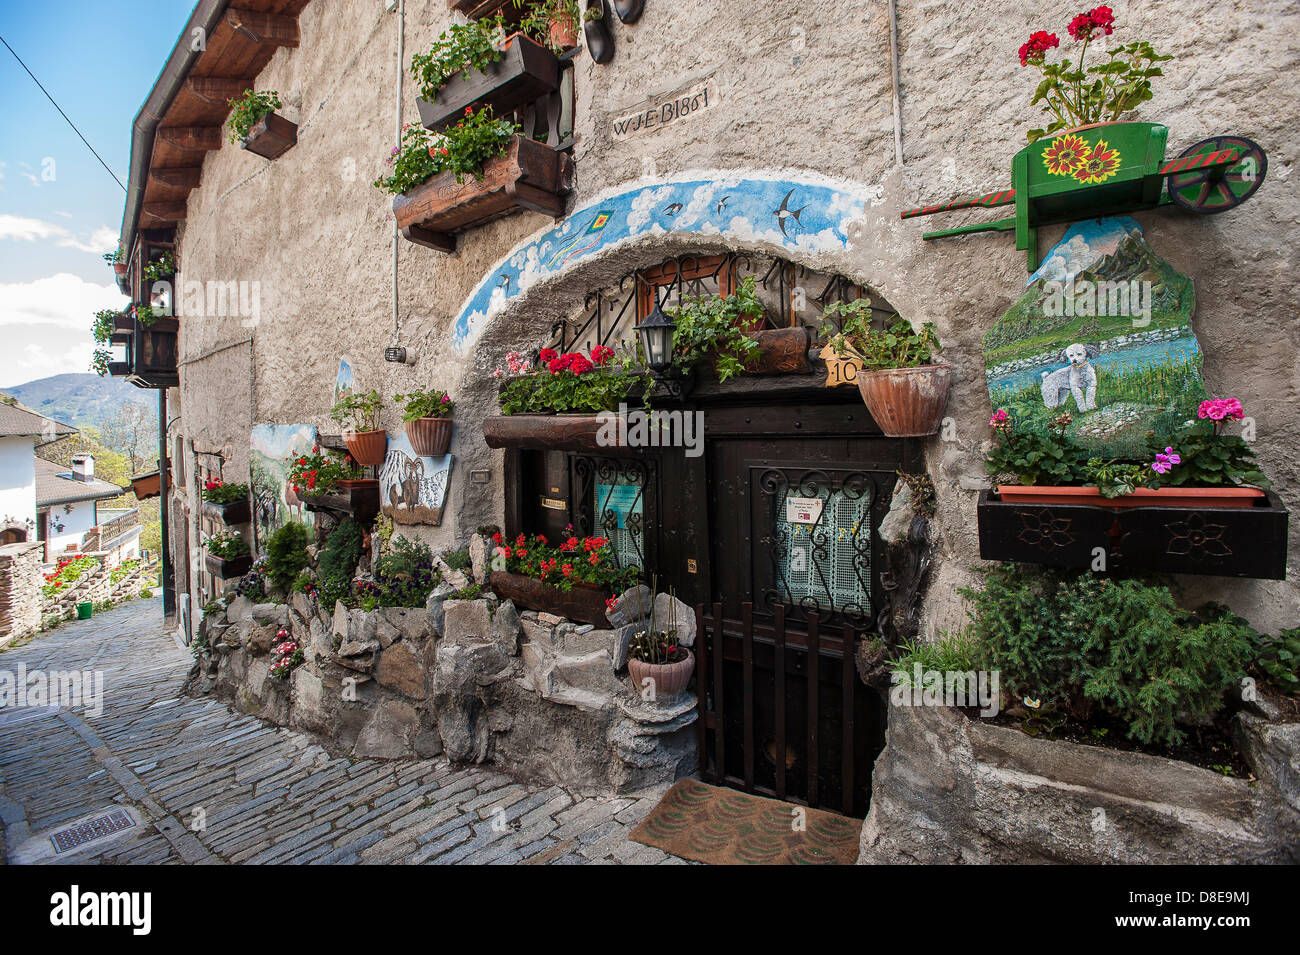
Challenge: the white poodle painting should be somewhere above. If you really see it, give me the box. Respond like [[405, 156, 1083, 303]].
[[1039, 342, 1100, 412]]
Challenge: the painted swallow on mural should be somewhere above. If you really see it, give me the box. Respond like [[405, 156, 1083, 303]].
[[663, 202, 683, 217], [498, 273, 511, 292], [716, 195, 731, 214], [773, 189, 807, 235]]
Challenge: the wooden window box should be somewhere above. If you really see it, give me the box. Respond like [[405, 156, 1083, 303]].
[[242, 113, 298, 160], [205, 552, 253, 579], [976, 489, 1289, 579], [483, 413, 648, 457], [417, 33, 560, 132], [489, 570, 611, 627], [202, 498, 252, 526], [301, 480, 381, 523], [393, 136, 573, 253]]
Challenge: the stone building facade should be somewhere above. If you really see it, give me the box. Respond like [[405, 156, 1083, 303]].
[[113, 0, 1298, 855]]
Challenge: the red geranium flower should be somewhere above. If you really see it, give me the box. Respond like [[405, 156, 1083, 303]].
[[1018, 30, 1059, 65], [539, 348, 557, 362]]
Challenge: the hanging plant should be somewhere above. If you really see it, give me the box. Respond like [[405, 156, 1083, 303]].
[[373, 106, 521, 195], [225, 89, 283, 144], [410, 15, 507, 101], [143, 251, 177, 282]]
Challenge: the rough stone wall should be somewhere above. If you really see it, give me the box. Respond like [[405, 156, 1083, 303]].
[[170, 0, 1300, 636], [189, 586, 697, 792], [0, 542, 43, 648]]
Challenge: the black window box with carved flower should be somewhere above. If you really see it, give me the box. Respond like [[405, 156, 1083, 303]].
[[976, 489, 1289, 579]]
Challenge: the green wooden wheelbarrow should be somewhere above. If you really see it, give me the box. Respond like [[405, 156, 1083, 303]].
[[902, 122, 1267, 271]]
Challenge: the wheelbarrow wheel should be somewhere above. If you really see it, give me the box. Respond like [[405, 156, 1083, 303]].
[[1167, 136, 1267, 214]]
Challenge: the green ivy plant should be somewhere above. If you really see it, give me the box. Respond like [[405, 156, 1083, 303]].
[[1252, 627, 1300, 696], [394, 388, 454, 421], [225, 89, 283, 144], [410, 15, 507, 101], [134, 303, 158, 327], [820, 305, 941, 371], [666, 275, 763, 382], [331, 389, 384, 433], [91, 348, 112, 377], [373, 106, 521, 195], [91, 308, 117, 344]]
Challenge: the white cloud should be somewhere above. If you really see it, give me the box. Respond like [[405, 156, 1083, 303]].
[[0, 215, 117, 256], [0, 214, 66, 242], [0, 272, 127, 330]]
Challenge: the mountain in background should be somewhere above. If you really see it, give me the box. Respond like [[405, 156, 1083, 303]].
[[1, 373, 153, 430]]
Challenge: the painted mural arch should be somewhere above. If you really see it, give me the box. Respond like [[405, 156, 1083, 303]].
[[452, 171, 881, 353]]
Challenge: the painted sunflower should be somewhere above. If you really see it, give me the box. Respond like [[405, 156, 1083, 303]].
[[1072, 139, 1122, 184], [1041, 134, 1092, 177]]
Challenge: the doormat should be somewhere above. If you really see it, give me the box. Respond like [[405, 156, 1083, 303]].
[[629, 778, 860, 865]]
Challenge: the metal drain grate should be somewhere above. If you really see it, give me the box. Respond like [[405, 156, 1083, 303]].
[[49, 809, 136, 854]]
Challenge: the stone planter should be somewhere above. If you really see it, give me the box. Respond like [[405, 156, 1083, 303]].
[[855, 363, 952, 437], [859, 702, 1300, 864], [489, 570, 611, 627], [977, 489, 1289, 579], [205, 552, 253, 579], [416, 33, 559, 132], [627, 649, 695, 697], [343, 429, 388, 467], [393, 136, 574, 253], [202, 497, 252, 526], [242, 113, 298, 160], [404, 417, 452, 457]]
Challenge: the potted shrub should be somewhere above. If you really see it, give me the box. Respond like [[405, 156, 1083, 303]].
[[376, 107, 572, 252], [331, 389, 388, 467], [627, 629, 695, 697], [226, 89, 297, 159], [205, 531, 252, 579], [821, 304, 951, 437], [667, 276, 766, 381], [412, 14, 559, 131], [395, 388, 455, 457], [488, 530, 639, 626], [201, 479, 252, 525]]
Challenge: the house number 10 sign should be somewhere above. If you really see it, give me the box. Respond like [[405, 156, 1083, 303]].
[[819, 343, 859, 388]]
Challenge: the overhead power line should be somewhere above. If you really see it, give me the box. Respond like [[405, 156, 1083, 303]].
[[0, 32, 127, 192]]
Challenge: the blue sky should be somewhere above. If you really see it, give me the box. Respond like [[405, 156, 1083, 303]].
[[0, 0, 196, 387]]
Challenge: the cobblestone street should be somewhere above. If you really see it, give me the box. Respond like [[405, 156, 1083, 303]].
[[0, 599, 684, 865]]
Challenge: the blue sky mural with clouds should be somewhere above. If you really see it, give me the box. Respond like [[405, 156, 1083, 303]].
[[452, 174, 872, 352]]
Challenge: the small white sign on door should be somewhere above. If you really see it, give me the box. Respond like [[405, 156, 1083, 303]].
[[785, 495, 824, 526]]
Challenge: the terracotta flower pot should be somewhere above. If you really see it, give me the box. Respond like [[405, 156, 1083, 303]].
[[112, 263, 128, 276], [405, 417, 452, 457], [855, 363, 952, 437], [995, 485, 1267, 509], [550, 15, 579, 49], [343, 428, 388, 467], [627, 649, 695, 698]]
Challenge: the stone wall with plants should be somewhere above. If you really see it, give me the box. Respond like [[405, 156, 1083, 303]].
[[188, 521, 697, 793], [39, 555, 157, 627], [166, 0, 1300, 641]]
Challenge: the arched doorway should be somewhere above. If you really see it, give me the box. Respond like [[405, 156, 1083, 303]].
[[0, 527, 27, 545], [493, 250, 909, 816]]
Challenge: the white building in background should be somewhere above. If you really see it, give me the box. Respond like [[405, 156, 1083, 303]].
[[36, 455, 137, 564], [0, 402, 76, 546]]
